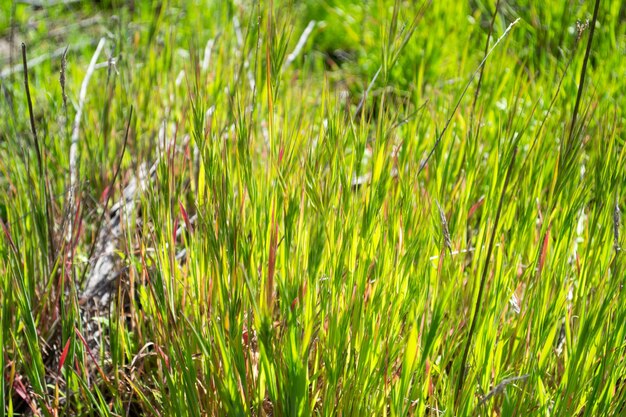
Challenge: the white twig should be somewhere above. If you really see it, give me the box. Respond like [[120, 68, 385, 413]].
[[354, 66, 382, 116], [419, 18, 520, 174], [49, 15, 102, 37], [93, 58, 118, 70], [284, 20, 316, 70], [428, 244, 502, 261], [81, 125, 190, 305], [67, 38, 105, 241], [201, 38, 215, 72], [16, 0, 81, 5], [0, 43, 88, 79], [233, 16, 255, 91], [429, 247, 476, 261], [478, 374, 529, 407], [614, 198, 621, 253]]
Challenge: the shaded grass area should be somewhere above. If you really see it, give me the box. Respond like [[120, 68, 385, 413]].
[[1, 0, 625, 415]]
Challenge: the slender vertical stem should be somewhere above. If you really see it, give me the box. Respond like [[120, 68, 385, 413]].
[[566, 0, 600, 150], [469, 0, 501, 130], [455, 147, 518, 407], [79, 107, 133, 285], [418, 18, 519, 176], [22, 43, 43, 177]]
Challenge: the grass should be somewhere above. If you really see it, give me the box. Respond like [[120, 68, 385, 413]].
[[1, 0, 625, 415]]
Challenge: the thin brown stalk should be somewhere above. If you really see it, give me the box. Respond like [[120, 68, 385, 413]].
[[22, 42, 56, 266], [60, 46, 69, 113], [21, 43, 43, 179]]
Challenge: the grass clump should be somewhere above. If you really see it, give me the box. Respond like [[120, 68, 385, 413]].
[[1, 0, 625, 415]]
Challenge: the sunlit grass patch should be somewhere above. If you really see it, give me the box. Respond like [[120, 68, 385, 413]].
[[1, 0, 625, 416]]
